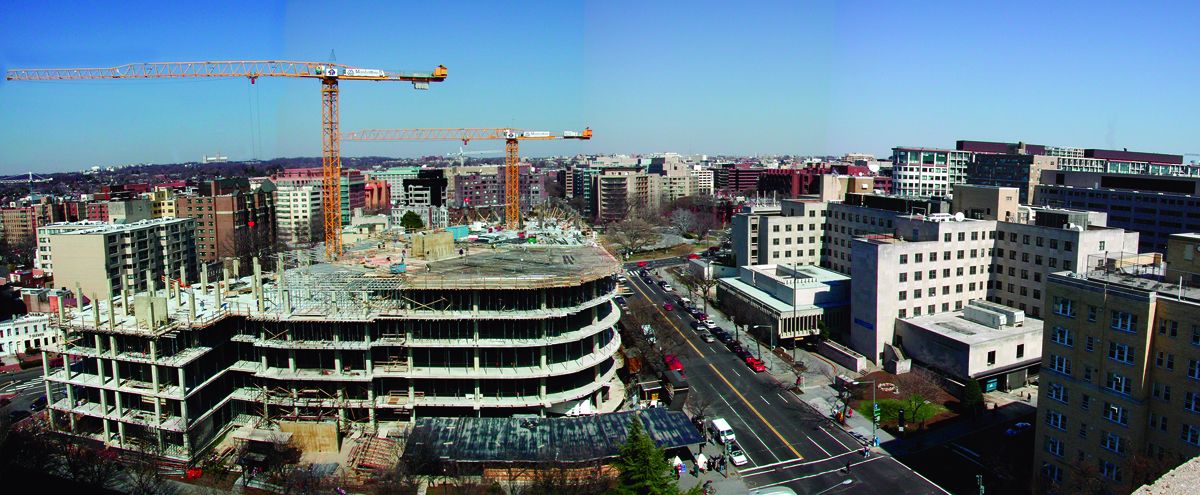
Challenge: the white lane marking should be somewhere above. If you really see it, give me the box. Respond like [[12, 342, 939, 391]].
[[741, 449, 859, 476], [761, 395, 771, 406], [754, 455, 885, 488], [820, 425, 857, 452], [886, 456, 953, 494], [807, 436, 831, 457], [713, 385, 781, 464], [777, 392, 788, 403]]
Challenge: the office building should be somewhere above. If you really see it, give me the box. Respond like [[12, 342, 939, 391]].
[[35, 221, 109, 274], [594, 167, 661, 223], [892, 147, 972, 197], [716, 264, 850, 347], [273, 179, 324, 247], [0, 313, 53, 357], [175, 178, 275, 264], [966, 153, 1059, 204], [1035, 169, 1200, 254]]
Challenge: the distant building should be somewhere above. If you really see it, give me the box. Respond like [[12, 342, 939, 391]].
[[35, 221, 109, 274], [892, 147, 972, 197], [273, 179, 323, 247], [593, 167, 661, 224], [966, 153, 1058, 204], [364, 179, 390, 213]]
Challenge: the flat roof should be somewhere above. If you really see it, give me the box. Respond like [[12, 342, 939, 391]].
[[403, 408, 702, 464], [718, 276, 828, 314], [49, 217, 190, 236], [744, 264, 849, 285], [899, 310, 1043, 346]]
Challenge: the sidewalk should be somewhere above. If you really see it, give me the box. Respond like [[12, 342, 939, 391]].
[[660, 268, 895, 449]]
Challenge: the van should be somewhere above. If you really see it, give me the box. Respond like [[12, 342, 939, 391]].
[[711, 418, 735, 444]]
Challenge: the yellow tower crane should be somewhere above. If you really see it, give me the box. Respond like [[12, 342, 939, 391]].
[[342, 127, 592, 229], [5, 60, 448, 258]]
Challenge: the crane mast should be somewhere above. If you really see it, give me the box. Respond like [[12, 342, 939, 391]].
[[6, 60, 448, 258], [342, 127, 591, 229]]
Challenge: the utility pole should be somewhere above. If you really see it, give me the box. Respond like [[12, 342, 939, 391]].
[[977, 474, 985, 495]]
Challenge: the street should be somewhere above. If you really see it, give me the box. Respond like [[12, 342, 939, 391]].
[[0, 367, 55, 419], [623, 258, 948, 494]]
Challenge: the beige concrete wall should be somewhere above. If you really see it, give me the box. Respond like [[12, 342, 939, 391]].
[[48, 234, 110, 297]]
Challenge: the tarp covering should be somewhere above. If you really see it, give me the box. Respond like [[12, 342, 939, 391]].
[[404, 408, 703, 463]]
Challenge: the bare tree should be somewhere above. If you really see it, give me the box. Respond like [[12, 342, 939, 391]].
[[606, 217, 662, 255], [685, 392, 716, 421], [691, 211, 721, 240], [669, 209, 696, 234], [125, 435, 168, 495], [896, 368, 942, 427], [677, 270, 719, 312], [1065, 459, 1108, 495]]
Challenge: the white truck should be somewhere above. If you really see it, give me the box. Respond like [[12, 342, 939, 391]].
[[711, 417, 735, 444]]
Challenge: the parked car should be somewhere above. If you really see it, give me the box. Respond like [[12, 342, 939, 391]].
[[735, 349, 753, 360], [661, 284, 674, 292], [614, 296, 627, 307], [750, 361, 767, 373], [695, 312, 709, 321], [30, 395, 47, 411], [729, 442, 749, 466], [663, 303, 674, 311], [1005, 422, 1033, 436], [690, 321, 705, 331], [703, 320, 719, 330], [701, 334, 716, 343]]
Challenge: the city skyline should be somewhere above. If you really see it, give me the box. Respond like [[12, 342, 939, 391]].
[[2, 1, 1200, 173]]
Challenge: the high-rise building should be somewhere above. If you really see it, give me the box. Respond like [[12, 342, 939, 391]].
[[1032, 234, 1200, 493], [273, 179, 324, 247], [967, 153, 1059, 204], [45, 218, 198, 298], [593, 167, 661, 223], [35, 221, 109, 274]]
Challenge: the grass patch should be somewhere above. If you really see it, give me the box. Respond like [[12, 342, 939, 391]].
[[602, 240, 715, 262], [854, 398, 948, 425]]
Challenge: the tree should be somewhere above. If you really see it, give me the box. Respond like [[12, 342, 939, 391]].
[[669, 209, 696, 235], [606, 217, 661, 255], [896, 368, 942, 427], [612, 416, 679, 495], [961, 379, 984, 416], [677, 270, 719, 312], [400, 211, 425, 231]]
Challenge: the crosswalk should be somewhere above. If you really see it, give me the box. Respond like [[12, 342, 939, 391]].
[[0, 376, 44, 393]]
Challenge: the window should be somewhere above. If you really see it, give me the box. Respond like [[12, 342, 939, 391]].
[[1156, 351, 1175, 371], [1049, 258, 1057, 268], [899, 291, 907, 301], [943, 233, 951, 242], [1183, 424, 1200, 447], [1079, 422, 1088, 439], [955, 284, 963, 293], [899, 254, 908, 264], [899, 272, 907, 283], [1044, 436, 1064, 457], [1048, 383, 1068, 403], [1017, 344, 1025, 359], [914, 271, 923, 281], [915, 253, 923, 263], [928, 269, 936, 280], [1186, 392, 1200, 414], [1099, 241, 1106, 251], [987, 350, 996, 366], [1111, 311, 1136, 332], [1053, 297, 1076, 317], [1159, 319, 1179, 337], [1064, 241, 1073, 252], [1041, 462, 1063, 483], [1103, 402, 1129, 425], [1087, 305, 1097, 322], [1108, 342, 1132, 363], [1100, 461, 1121, 481], [1193, 325, 1200, 346], [1086, 336, 1096, 352], [1153, 383, 1173, 401], [958, 232, 965, 242], [1188, 359, 1199, 380], [1101, 432, 1126, 454], [1051, 326, 1074, 347], [1106, 372, 1131, 395], [1046, 410, 1067, 430], [1081, 394, 1091, 411]]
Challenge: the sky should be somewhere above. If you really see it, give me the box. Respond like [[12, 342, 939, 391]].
[[2, 1, 1200, 173]]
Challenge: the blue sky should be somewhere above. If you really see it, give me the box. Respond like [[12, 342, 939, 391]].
[[2, 1, 1199, 173]]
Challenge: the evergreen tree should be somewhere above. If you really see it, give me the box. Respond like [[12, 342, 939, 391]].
[[962, 379, 984, 415], [400, 211, 425, 231], [611, 415, 685, 495]]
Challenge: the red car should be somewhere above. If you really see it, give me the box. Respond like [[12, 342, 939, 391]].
[[664, 354, 684, 372], [663, 303, 674, 311], [744, 356, 761, 366], [637, 261, 649, 268], [750, 362, 767, 373]]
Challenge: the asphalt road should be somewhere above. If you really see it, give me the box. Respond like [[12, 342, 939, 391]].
[[1, 367, 55, 420], [622, 259, 948, 494]]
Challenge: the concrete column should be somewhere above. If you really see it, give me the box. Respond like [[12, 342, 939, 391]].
[[95, 335, 107, 384], [106, 284, 116, 330], [474, 379, 480, 404], [92, 292, 101, 328], [116, 419, 127, 447], [177, 367, 187, 394], [41, 351, 57, 428], [287, 350, 296, 372], [334, 350, 343, 373], [121, 275, 130, 317], [539, 377, 546, 399], [149, 340, 160, 391], [473, 348, 480, 371], [337, 386, 347, 426], [100, 393, 112, 443], [368, 388, 376, 425], [365, 349, 374, 375], [200, 268, 209, 296], [109, 335, 119, 358]]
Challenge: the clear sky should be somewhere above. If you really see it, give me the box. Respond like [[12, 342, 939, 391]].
[[2, 1, 1199, 173]]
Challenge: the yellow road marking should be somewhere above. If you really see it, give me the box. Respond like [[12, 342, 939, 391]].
[[627, 275, 803, 460]]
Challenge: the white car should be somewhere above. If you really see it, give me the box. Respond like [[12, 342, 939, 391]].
[[703, 320, 719, 330], [729, 442, 749, 466], [662, 284, 673, 292]]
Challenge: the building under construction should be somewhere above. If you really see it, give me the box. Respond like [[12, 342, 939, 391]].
[[38, 231, 623, 462]]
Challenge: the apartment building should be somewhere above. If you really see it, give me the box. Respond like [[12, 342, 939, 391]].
[[690, 167, 714, 196], [731, 199, 827, 267], [175, 179, 275, 264], [1033, 236, 1200, 493], [823, 194, 950, 275], [593, 167, 661, 223], [892, 147, 972, 197], [45, 218, 198, 298], [1053, 149, 1190, 176], [35, 221, 109, 274], [369, 166, 422, 204], [145, 188, 177, 218], [273, 179, 323, 247]]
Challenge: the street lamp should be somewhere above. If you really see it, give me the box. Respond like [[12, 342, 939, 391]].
[[751, 324, 772, 360], [851, 379, 878, 448]]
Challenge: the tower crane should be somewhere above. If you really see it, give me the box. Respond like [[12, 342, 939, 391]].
[[343, 127, 592, 229], [5, 60, 448, 258], [446, 146, 502, 167]]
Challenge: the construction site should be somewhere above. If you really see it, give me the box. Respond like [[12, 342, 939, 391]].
[[37, 225, 624, 468]]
